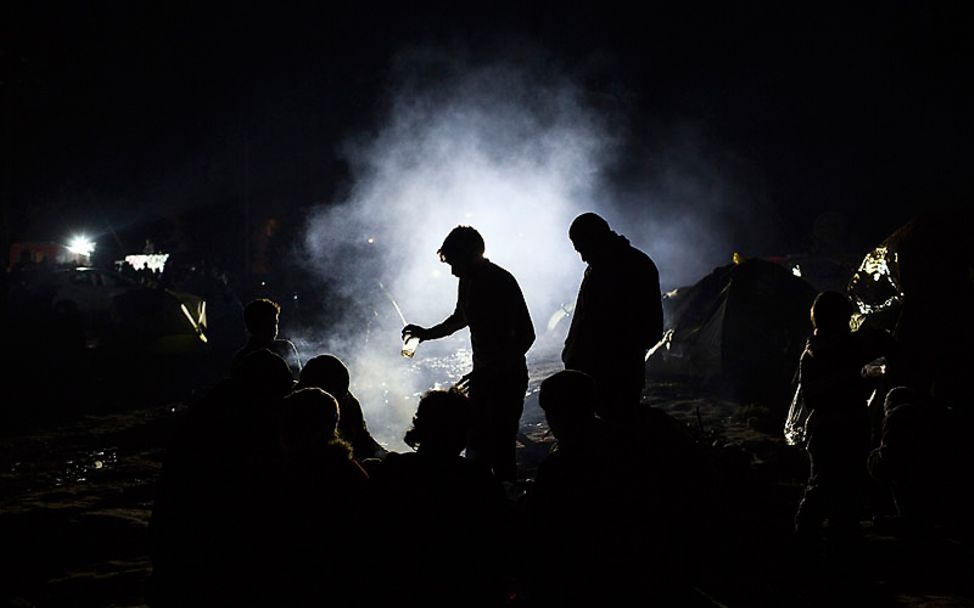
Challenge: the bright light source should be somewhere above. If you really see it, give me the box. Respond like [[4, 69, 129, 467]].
[[67, 235, 95, 257], [792, 264, 802, 277], [367, 237, 376, 244], [124, 253, 169, 273]]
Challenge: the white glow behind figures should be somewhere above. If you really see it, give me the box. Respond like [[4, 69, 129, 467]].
[[67, 235, 96, 257]]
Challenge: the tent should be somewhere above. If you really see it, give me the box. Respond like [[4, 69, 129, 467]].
[[849, 210, 974, 406], [647, 258, 817, 406]]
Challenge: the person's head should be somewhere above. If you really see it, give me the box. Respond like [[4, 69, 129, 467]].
[[243, 298, 281, 341], [279, 387, 341, 456], [883, 386, 918, 416], [298, 354, 350, 398], [568, 212, 614, 266], [810, 291, 854, 336], [403, 389, 471, 456], [539, 370, 598, 444], [232, 348, 295, 400], [437, 226, 485, 278]]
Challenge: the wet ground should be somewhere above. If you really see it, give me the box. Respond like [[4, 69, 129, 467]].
[[3, 354, 974, 607]]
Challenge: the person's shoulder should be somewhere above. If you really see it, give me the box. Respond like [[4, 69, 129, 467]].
[[272, 338, 298, 352], [484, 259, 523, 288], [627, 242, 659, 275]]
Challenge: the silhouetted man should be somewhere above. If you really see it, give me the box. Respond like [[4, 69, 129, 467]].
[[402, 226, 535, 482], [562, 212, 663, 422], [231, 298, 302, 379]]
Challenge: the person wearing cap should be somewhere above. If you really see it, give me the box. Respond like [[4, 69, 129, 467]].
[[562, 212, 663, 423], [402, 225, 535, 482]]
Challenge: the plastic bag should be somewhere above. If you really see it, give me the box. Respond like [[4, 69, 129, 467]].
[[783, 383, 810, 448]]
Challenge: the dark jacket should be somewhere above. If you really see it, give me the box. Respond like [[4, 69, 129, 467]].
[[232, 337, 302, 378], [563, 234, 662, 385], [437, 259, 535, 372]]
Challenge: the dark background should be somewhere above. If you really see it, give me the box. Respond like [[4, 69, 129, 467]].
[[3, 1, 971, 274]]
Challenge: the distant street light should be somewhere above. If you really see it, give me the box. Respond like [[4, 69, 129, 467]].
[[67, 235, 96, 257]]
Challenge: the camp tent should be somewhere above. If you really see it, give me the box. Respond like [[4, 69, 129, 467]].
[[849, 211, 974, 406], [647, 258, 817, 406]]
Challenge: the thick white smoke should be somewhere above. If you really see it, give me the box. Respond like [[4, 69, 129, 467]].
[[300, 54, 617, 448], [299, 50, 751, 449]]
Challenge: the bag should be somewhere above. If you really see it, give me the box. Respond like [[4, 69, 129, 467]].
[[783, 383, 811, 448]]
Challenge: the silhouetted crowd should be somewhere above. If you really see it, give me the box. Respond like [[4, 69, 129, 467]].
[[147, 214, 973, 606]]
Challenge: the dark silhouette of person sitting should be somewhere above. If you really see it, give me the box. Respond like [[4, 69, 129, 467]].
[[231, 298, 302, 379], [525, 370, 649, 605], [272, 387, 370, 604], [148, 349, 294, 607], [868, 386, 950, 533], [402, 226, 535, 482], [368, 390, 507, 607], [296, 354, 388, 460], [562, 212, 663, 422], [794, 291, 884, 542]]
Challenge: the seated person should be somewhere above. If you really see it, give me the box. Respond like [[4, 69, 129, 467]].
[[296, 354, 387, 460], [526, 370, 654, 605], [272, 388, 370, 603], [149, 349, 295, 607], [231, 298, 302, 378], [868, 386, 948, 531], [368, 390, 507, 606]]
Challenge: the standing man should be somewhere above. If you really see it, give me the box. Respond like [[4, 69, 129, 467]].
[[562, 212, 663, 422], [402, 226, 535, 482]]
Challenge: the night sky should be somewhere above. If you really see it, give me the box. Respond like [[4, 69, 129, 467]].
[[3, 1, 971, 267]]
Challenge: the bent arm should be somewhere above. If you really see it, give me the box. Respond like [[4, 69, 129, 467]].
[[426, 305, 467, 340]]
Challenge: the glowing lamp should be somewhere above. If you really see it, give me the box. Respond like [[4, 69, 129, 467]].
[[67, 235, 96, 257]]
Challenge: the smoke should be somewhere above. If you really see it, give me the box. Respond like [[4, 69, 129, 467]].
[[299, 48, 763, 449]]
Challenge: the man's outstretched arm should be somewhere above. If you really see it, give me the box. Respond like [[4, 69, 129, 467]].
[[402, 305, 466, 342]]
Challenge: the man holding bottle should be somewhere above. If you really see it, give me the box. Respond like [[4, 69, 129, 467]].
[[402, 226, 535, 482]]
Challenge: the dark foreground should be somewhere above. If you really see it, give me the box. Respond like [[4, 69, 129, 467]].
[[2, 376, 973, 607]]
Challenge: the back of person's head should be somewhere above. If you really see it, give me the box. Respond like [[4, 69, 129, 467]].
[[437, 226, 485, 264], [568, 212, 613, 247], [298, 354, 350, 397], [884, 386, 918, 415], [243, 298, 281, 339], [280, 387, 342, 456], [403, 389, 470, 456], [810, 291, 854, 335], [233, 348, 295, 399], [540, 370, 598, 442]]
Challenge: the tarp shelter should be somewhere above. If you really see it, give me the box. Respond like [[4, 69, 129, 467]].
[[849, 210, 974, 406], [648, 258, 817, 406]]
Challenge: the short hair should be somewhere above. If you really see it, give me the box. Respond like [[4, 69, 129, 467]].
[[243, 298, 281, 333], [568, 212, 612, 244], [810, 291, 854, 335], [437, 226, 485, 263], [403, 389, 470, 453], [298, 354, 351, 396], [539, 370, 597, 420]]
